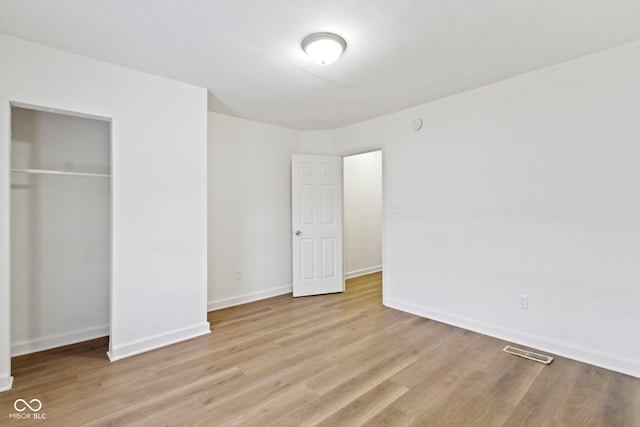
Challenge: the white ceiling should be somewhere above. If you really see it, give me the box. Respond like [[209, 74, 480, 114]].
[[1, 1, 640, 130]]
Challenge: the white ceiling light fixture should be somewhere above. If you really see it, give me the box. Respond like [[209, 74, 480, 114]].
[[302, 32, 346, 65]]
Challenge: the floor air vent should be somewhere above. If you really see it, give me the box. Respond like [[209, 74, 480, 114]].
[[503, 345, 553, 365]]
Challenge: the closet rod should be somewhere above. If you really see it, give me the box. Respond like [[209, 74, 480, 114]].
[[11, 168, 110, 178]]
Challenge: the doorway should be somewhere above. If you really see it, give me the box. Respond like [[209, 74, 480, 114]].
[[342, 150, 383, 282], [10, 104, 111, 359], [290, 150, 384, 298]]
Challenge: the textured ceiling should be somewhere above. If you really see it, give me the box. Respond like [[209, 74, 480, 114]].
[[1, 0, 640, 130]]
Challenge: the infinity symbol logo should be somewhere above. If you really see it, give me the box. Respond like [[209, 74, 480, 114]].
[[14, 398, 43, 412]]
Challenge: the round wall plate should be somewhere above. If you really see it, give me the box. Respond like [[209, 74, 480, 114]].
[[412, 118, 423, 131]]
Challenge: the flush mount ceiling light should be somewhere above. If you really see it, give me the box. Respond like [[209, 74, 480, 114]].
[[302, 32, 346, 65]]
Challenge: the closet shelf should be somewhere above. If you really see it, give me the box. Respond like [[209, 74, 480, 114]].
[[11, 168, 110, 178]]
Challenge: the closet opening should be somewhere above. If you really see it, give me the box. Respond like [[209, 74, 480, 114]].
[[9, 103, 111, 363]]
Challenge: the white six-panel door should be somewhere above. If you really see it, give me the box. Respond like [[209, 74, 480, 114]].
[[291, 155, 344, 297]]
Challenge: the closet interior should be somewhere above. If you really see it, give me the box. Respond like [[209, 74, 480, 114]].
[[10, 105, 111, 356]]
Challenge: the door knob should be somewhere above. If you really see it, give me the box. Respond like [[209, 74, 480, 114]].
[[295, 230, 302, 236]]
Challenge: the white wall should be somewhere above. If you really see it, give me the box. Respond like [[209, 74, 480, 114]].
[[343, 151, 382, 278], [208, 112, 300, 310], [332, 41, 640, 377], [300, 130, 333, 155], [11, 108, 110, 356], [0, 35, 210, 391]]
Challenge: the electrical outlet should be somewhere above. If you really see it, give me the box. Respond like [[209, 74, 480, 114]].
[[518, 294, 528, 309], [235, 271, 242, 280]]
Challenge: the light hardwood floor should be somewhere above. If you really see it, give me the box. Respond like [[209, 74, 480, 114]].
[[1, 272, 638, 426]]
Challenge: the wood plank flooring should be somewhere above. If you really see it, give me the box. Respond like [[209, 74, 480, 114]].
[[1, 272, 638, 426]]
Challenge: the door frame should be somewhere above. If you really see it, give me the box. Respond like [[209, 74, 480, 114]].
[[340, 147, 387, 305]]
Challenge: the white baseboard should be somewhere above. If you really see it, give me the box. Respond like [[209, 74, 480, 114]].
[[11, 325, 110, 357], [345, 265, 383, 280], [386, 298, 640, 379], [208, 285, 292, 312], [107, 322, 211, 362], [0, 375, 14, 392]]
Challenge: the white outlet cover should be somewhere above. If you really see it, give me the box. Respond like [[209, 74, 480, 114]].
[[518, 295, 528, 309]]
